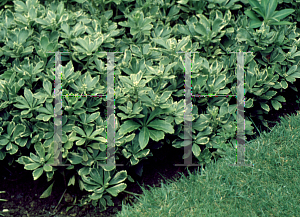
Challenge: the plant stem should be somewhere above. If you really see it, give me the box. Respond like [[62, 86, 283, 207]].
[[135, 87, 138, 102], [84, 55, 91, 70], [63, 170, 67, 188], [50, 188, 67, 216], [116, 5, 119, 18], [155, 77, 162, 94], [123, 190, 142, 196], [101, 1, 105, 11]]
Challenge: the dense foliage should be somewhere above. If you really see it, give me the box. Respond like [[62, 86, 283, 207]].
[[0, 0, 299, 212]]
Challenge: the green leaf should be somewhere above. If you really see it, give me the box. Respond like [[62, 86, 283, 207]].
[[269, 21, 294, 26], [57, 2, 64, 15], [89, 128, 104, 139], [30, 152, 40, 163], [119, 76, 133, 86], [36, 113, 52, 122], [106, 183, 127, 197], [260, 0, 268, 13], [265, 0, 278, 20], [14, 96, 30, 109], [76, 36, 90, 51], [84, 72, 99, 90], [14, 1, 27, 13], [135, 149, 150, 159], [28, 7, 37, 19], [271, 9, 295, 22], [244, 10, 261, 21], [7, 143, 18, 155], [151, 38, 169, 50], [69, 136, 82, 142], [40, 182, 55, 198], [34, 142, 45, 158], [168, 5, 180, 17], [78, 167, 90, 177], [286, 65, 297, 75], [76, 138, 86, 146], [175, 36, 190, 52], [138, 127, 150, 150], [177, 0, 189, 4], [16, 156, 35, 165], [101, 164, 116, 172], [260, 102, 270, 112], [147, 119, 174, 134], [194, 23, 207, 36], [12, 124, 26, 140], [68, 175, 76, 186], [40, 36, 49, 51], [192, 143, 201, 157], [89, 192, 103, 200], [70, 0, 87, 3], [250, 20, 263, 28], [244, 98, 254, 108], [73, 126, 86, 137], [118, 120, 141, 136], [43, 79, 52, 96], [24, 87, 34, 108], [18, 28, 29, 44], [271, 99, 281, 110], [247, 0, 263, 11], [0, 149, 6, 161], [280, 80, 288, 89], [18, 78, 25, 88], [0, 138, 9, 146], [118, 21, 135, 28], [159, 91, 172, 104], [36, 103, 53, 121], [33, 61, 44, 75], [291, 51, 300, 58], [61, 21, 71, 36], [68, 153, 83, 164], [164, 62, 177, 76], [236, 28, 251, 41], [195, 137, 210, 144], [24, 162, 41, 170], [130, 156, 139, 165], [212, 19, 223, 33], [148, 129, 164, 142], [43, 164, 52, 172], [83, 125, 93, 137], [89, 168, 103, 185], [33, 167, 43, 180], [286, 72, 300, 81], [130, 45, 142, 56], [21, 110, 30, 115], [109, 170, 127, 186], [86, 112, 100, 123]]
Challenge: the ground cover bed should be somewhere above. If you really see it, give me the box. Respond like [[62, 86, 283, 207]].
[[1, 100, 300, 216]]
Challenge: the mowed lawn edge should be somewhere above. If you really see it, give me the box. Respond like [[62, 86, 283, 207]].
[[116, 111, 300, 217]]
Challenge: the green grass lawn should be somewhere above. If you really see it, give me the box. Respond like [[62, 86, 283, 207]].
[[115, 111, 300, 217]]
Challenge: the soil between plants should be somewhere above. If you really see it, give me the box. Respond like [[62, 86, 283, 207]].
[[0, 143, 208, 217]]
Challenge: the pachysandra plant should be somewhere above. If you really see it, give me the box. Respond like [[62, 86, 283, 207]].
[[78, 167, 127, 211], [16, 141, 56, 181], [244, 0, 295, 28], [0, 121, 27, 159], [118, 106, 174, 150], [176, 10, 234, 57]]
